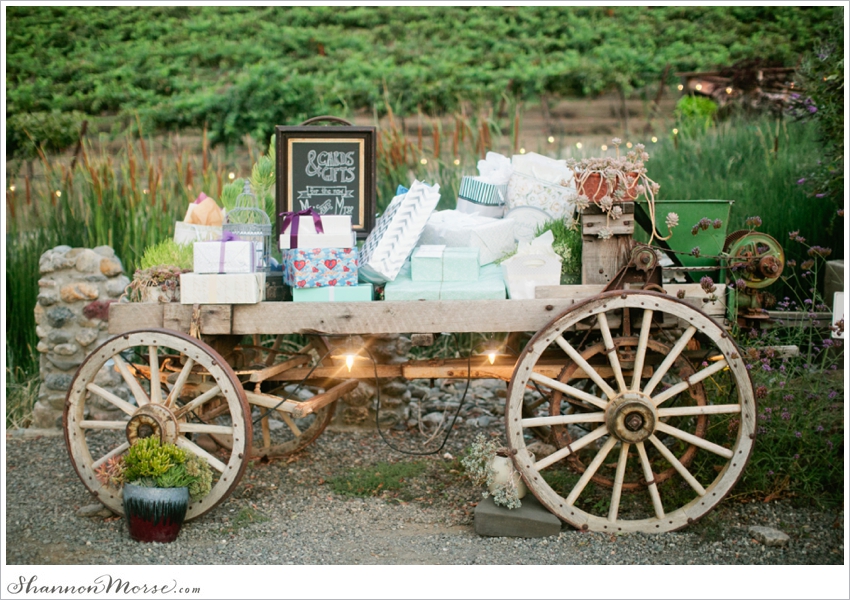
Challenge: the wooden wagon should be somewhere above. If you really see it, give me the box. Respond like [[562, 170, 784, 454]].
[[64, 207, 783, 533]]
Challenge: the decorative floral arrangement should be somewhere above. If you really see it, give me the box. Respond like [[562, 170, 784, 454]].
[[565, 138, 679, 243], [95, 437, 213, 502], [461, 433, 523, 509]]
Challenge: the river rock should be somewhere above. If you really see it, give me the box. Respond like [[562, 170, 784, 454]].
[[46, 306, 75, 328], [60, 282, 99, 303], [99, 257, 123, 277], [75, 328, 100, 347]]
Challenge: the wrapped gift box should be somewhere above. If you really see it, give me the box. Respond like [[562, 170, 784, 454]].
[[456, 175, 508, 219], [283, 247, 358, 288], [385, 264, 504, 301], [506, 172, 577, 222], [411, 245, 445, 281], [180, 272, 265, 304], [359, 180, 441, 284], [440, 264, 505, 300], [501, 253, 561, 299], [194, 240, 256, 274], [411, 246, 480, 282], [279, 214, 354, 249], [293, 282, 373, 302], [419, 210, 516, 265]]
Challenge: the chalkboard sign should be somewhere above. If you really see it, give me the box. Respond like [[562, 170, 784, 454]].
[[276, 124, 376, 239]]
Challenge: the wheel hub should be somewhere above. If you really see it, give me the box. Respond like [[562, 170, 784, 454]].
[[605, 392, 657, 443], [126, 403, 179, 445]]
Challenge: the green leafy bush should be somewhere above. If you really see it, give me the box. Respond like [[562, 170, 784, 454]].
[[6, 110, 85, 159], [675, 96, 719, 138]]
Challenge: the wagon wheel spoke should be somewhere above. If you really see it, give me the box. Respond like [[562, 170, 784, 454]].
[[651, 358, 728, 407], [597, 312, 627, 394], [565, 436, 618, 506], [85, 383, 137, 416], [631, 309, 653, 392], [636, 441, 664, 519], [506, 290, 755, 533], [112, 354, 150, 407], [165, 357, 195, 409], [608, 442, 630, 522], [64, 329, 251, 521]]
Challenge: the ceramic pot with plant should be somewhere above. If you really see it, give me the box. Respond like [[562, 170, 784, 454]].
[[461, 434, 525, 509], [95, 436, 213, 543], [565, 138, 678, 243], [124, 239, 194, 303]]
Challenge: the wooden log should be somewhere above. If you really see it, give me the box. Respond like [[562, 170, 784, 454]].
[[164, 304, 232, 335]]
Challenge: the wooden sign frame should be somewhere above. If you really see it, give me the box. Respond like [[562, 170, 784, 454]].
[[275, 124, 376, 239]]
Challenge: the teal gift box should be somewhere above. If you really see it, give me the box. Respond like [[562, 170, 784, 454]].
[[293, 282, 373, 302], [385, 263, 503, 301], [443, 247, 479, 281], [411, 245, 479, 282]]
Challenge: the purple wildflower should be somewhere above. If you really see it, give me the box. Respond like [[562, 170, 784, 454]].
[[797, 178, 806, 185]]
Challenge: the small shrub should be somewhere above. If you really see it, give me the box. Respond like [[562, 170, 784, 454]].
[[139, 239, 194, 271]]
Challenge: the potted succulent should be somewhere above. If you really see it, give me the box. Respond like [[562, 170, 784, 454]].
[[461, 433, 526, 509], [124, 239, 193, 303], [95, 437, 213, 543], [565, 138, 678, 243]]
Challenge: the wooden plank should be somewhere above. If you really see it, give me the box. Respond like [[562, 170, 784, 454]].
[[248, 354, 311, 383], [163, 304, 232, 335], [537, 283, 727, 318], [581, 234, 633, 286], [582, 213, 635, 236], [108, 302, 164, 333], [269, 358, 651, 383], [291, 379, 359, 418], [229, 299, 589, 335]]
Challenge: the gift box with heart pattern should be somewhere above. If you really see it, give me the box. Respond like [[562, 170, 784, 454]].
[[282, 247, 358, 288]]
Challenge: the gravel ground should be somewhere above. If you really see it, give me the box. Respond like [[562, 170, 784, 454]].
[[3, 373, 847, 597]]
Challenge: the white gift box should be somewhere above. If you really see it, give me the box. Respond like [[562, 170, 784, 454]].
[[279, 215, 354, 249], [501, 254, 561, 299], [507, 152, 577, 221], [180, 272, 265, 304], [193, 240, 256, 274], [419, 210, 516, 266], [359, 180, 441, 284], [174, 221, 222, 245]]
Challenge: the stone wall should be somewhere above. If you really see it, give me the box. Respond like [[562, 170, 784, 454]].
[[33, 245, 131, 428]]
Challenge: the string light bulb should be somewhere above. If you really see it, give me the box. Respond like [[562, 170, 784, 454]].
[[9, 185, 15, 192], [677, 84, 684, 91], [345, 353, 356, 372], [420, 158, 428, 165], [453, 158, 460, 165], [695, 84, 702, 91], [228, 172, 236, 180], [547, 136, 555, 143], [726, 87, 733, 94]]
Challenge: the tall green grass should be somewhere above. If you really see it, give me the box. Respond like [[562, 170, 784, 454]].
[[5, 132, 234, 375], [647, 116, 840, 266]]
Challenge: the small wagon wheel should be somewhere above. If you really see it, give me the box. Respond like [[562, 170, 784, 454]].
[[64, 329, 252, 521], [210, 335, 350, 459], [506, 290, 755, 533]]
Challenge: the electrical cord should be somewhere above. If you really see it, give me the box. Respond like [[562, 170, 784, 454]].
[[371, 332, 472, 456]]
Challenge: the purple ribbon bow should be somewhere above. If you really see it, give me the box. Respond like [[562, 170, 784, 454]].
[[218, 231, 241, 273], [279, 208, 324, 249]]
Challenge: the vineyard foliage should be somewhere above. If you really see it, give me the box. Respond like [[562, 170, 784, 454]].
[[6, 5, 835, 149]]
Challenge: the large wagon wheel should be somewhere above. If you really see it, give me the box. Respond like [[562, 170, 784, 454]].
[[506, 290, 755, 533], [64, 329, 252, 521]]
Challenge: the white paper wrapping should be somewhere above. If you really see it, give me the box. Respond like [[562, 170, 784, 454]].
[[419, 210, 516, 265], [193, 240, 256, 274], [174, 222, 222, 245], [359, 180, 442, 284], [179, 272, 265, 304], [507, 152, 577, 221], [500, 231, 563, 299]]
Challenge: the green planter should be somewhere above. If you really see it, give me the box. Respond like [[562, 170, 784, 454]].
[[635, 199, 733, 283]]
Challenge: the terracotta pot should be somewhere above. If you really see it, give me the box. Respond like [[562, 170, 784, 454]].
[[123, 483, 189, 543], [576, 172, 638, 203]]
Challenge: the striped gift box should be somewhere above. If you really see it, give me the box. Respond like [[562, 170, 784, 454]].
[[458, 176, 508, 207]]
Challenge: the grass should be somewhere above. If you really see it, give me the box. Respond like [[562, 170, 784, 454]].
[[327, 460, 429, 498]]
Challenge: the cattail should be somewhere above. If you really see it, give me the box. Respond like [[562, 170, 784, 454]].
[[431, 118, 440, 159], [202, 124, 209, 175]]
